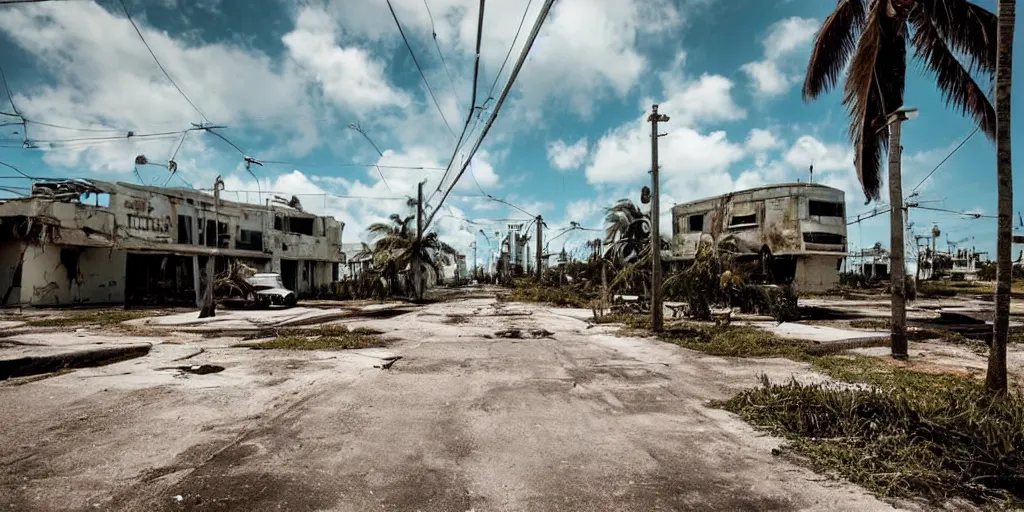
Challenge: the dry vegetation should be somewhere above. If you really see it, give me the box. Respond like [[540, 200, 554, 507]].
[[239, 325, 387, 350], [721, 356, 1024, 508], [23, 310, 158, 328]]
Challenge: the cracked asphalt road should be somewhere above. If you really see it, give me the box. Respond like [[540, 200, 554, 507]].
[[0, 294, 903, 511]]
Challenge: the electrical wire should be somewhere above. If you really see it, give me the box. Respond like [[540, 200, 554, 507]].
[[911, 127, 979, 192], [118, 0, 209, 124], [260, 160, 447, 171], [435, 0, 487, 194], [23, 119, 126, 133], [423, 0, 557, 231], [423, 0, 463, 111], [485, 0, 533, 105], [914, 205, 996, 218], [0, 159, 31, 179], [386, 0, 457, 139]]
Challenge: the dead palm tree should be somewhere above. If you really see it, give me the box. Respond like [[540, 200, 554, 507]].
[[803, 0, 996, 201], [604, 199, 650, 265], [987, 0, 1015, 395]]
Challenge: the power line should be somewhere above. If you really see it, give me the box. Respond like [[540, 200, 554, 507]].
[[386, 0, 457, 139], [911, 127, 979, 192], [423, 0, 557, 231], [260, 160, 447, 172], [23, 119, 126, 133], [485, 0, 533, 104], [423, 0, 463, 111], [913, 205, 996, 219], [118, 0, 209, 124], [435, 0, 487, 194], [0, 159, 31, 179]]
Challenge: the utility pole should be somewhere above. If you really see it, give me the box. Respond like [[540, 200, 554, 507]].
[[648, 104, 669, 332], [536, 215, 543, 278], [199, 175, 224, 318], [887, 108, 916, 360], [471, 241, 477, 282], [600, 238, 608, 309], [414, 180, 424, 300]]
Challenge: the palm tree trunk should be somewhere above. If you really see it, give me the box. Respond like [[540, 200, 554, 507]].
[[987, 0, 1015, 395]]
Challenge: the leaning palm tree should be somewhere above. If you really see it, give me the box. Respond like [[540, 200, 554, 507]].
[[804, 0, 996, 201], [987, 0, 1015, 395], [804, 0, 997, 359]]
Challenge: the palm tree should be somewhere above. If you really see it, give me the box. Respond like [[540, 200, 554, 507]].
[[365, 213, 459, 298], [803, 0, 996, 201], [604, 199, 650, 265], [803, 0, 997, 359], [987, 0, 1015, 395]]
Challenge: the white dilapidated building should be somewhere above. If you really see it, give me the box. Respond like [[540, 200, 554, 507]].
[[669, 183, 847, 293], [0, 179, 344, 307]]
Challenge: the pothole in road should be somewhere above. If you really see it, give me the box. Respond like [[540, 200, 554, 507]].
[[494, 328, 554, 339], [174, 364, 225, 375]]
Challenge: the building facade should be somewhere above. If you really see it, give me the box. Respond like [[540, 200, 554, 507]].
[[0, 179, 344, 307], [669, 183, 847, 293]]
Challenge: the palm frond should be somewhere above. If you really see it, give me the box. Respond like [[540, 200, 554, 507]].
[[842, 1, 906, 202], [803, 0, 868, 101], [918, 0, 996, 75], [909, 6, 996, 140]]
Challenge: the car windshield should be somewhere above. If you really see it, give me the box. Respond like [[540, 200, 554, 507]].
[[248, 274, 285, 290]]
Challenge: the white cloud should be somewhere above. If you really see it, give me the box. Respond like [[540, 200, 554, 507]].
[[745, 128, 783, 152], [656, 53, 746, 126], [547, 138, 589, 171], [741, 16, 818, 97], [323, 0, 691, 117], [0, 2, 324, 172], [282, 7, 409, 115]]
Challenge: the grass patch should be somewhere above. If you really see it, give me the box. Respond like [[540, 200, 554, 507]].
[[721, 355, 1024, 507], [241, 325, 386, 350], [593, 313, 651, 330], [659, 323, 815, 359], [25, 310, 155, 328], [848, 318, 891, 330], [507, 280, 596, 308]]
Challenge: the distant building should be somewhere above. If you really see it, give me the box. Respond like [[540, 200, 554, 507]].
[[0, 179, 344, 307], [669, 183, 847, 293]]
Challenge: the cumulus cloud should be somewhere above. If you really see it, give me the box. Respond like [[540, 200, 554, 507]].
[[741, 16, 818, 97], [283, 7, 409, 114], [547, 138, 589, 171]]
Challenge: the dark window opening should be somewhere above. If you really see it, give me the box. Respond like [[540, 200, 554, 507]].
[[236, 229, 263, 251], [803, 232, 845, 245], [729, 213, 756, 227], [809, 200, 844, 218], [177, 215, 192, 244], [688, 214, 704, 232], [203, 220, 230, 247], [289, 217, 314, 236], [274, 216, 283, 230]]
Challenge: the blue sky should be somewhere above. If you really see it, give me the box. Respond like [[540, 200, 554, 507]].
[[0, 0, 1019, 266]]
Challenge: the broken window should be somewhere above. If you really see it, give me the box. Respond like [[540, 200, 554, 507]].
[[809, 200, 844, 218], [235, 229, 263, 251], [274, 216, 283, 230], [729, 213, 756, 228], [688, 214, 704, 232], [203, 220, 229, 247], [288, 217, 314, 236], [177, 215, 193, 244], [803, 232, 845, 245], [80, 192, 110, 207]]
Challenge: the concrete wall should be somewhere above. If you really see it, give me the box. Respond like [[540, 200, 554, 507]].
[[795, 255, 842, 294], [19, 245, 126, 306], [0, 242, 24, 305]]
